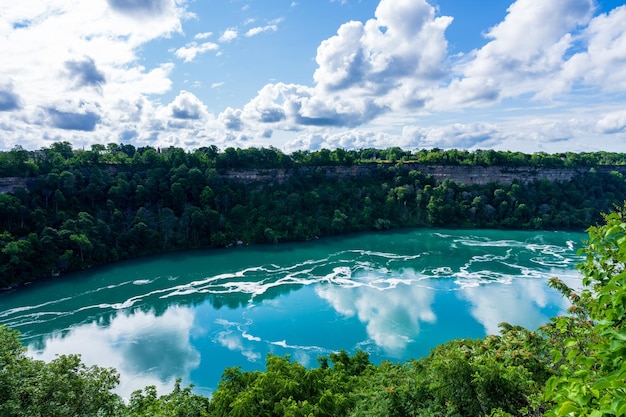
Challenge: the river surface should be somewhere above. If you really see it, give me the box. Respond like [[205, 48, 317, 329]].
[[0, 228, 584, 399]]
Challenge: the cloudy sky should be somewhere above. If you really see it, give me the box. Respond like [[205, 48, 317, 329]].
[[1, 0, 626, 153]]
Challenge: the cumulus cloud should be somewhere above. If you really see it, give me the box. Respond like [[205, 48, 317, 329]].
[[435, 0, 595, 108], [223, 0, 451, 136], [245, 25, 278, 37], [0, 0, 189, 147], [235, 82, 388, 132], [65, 57, 106, 90], [219, 28, 238, 43], [2, 0, 626, 153], [47, 108, 101, 131], [174, 41, 219, 62], [0, 85, 20, 111], [402, 123, 498, 149], [194, 31, 212, 39], [219, 107, 243, 131], [168, 90, 208, 120], [314, 0, 452, 97], [285, 130, 394, 151], [107, 0, 173, 17], [558, 6, 626, 93], [597, 110, 626, 134]]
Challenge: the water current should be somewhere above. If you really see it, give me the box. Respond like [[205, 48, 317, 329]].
[[0, 228, 585, 399]]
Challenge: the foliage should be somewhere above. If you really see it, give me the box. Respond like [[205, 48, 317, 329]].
[[2, 143, 626, 289], [207, 351, 369, 417], [123, 380, 210, 417], [0, 325, 122, 417], [544, 205, 626, 416]]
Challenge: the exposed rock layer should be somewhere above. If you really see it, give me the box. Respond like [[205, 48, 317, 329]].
[[2, 164, 625, 194]]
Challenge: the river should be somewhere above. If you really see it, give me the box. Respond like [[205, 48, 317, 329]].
[[0, 228, 585, 399]]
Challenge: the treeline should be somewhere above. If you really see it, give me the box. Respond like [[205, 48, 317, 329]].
[[2, 206, 625, 416], [2, 142, 626, 176], [2, 142, 626, 288]]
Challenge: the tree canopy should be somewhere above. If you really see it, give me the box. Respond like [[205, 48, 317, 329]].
[[2, 144, 626, 289]]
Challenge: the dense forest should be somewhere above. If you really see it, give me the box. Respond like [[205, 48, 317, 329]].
[[2, 205, 625, 416], [2, 142, 626, 288]]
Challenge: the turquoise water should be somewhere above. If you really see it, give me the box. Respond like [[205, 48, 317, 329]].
[[0, 228, 585, 399]]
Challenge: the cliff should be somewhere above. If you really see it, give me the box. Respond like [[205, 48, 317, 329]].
[[2, 164, 625, 195], [0, 177, 29, 194], [222, 163, 626, 186]]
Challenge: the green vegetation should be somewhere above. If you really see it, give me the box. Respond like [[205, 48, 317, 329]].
[[2, 143, 626, 289], [2, 205, 626, 416]]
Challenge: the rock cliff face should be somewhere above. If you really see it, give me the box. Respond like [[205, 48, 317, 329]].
[[223, 164, 626, 186], [2, 164, 625, 194], [0, 177, 29, 194]]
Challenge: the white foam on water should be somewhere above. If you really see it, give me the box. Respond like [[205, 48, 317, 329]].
[[0, 297, 74, 319], [269, 339, 327, 353]]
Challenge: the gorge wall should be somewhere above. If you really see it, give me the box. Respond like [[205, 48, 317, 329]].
[[0, 177, 29, 194], [222, 163, 626, 186], [2, 164, 626, 194]]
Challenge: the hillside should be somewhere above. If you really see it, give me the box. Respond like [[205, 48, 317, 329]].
[[2, 144, 626, 288]]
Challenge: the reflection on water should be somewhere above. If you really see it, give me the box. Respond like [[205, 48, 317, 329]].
[[0, 229, 584, 398], [316, 270, 436, 354], [27, 307, 200, 400]]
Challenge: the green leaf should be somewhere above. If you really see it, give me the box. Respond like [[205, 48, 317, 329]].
[[592, 378, 612, 391], [557, 401, 578, 417], [613, 399, 626, 417]]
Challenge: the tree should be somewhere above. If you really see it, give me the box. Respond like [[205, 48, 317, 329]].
[[70, 233, 93, 263], [545, 204, 626, 416], [124, 380, 209, 417], [0, 326, 123, 417]]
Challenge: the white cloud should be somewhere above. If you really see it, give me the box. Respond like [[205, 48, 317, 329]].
[[0, 0, 189, 148], [1, 0, 626, 153], [219, 106, 243, 131], [244, 25, 278, 38], [402, 123, 498, 149], [559, 5, 626, 93], [194, 31, 212, 39], [314, 0, 452, 99], [597, 110, 626, 134], [219, 28, 238, 42], [168, 90, 208, 120], [174, 41, 219, 62], [434, 0, 595, 108]]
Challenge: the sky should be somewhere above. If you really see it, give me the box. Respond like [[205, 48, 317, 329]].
[[1, 0, 626, 154]]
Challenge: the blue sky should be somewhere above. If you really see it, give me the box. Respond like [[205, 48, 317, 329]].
[[1, 0, 626, 153]]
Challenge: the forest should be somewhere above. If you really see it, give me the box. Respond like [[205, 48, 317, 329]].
[[2, 204, 625, 416], [2, 143, 626, 288]]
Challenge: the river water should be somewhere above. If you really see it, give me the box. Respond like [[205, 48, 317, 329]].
[[0, 228, 585, 399]]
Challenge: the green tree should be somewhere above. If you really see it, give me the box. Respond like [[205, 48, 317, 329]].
[[0, 326, 122, 417], [124, 380, 209, 417], [545, 205, 626, 416]]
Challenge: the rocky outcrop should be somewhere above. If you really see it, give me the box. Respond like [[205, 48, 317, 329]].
[[3, 164, 625, 195], [223, 164, 626, 186], [0, 177, 29, 194]]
